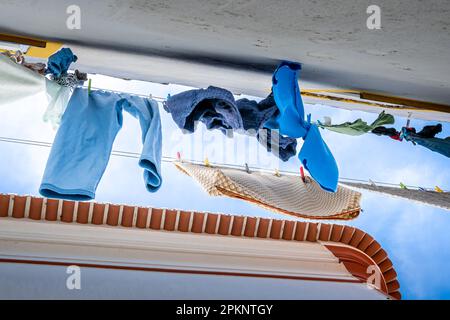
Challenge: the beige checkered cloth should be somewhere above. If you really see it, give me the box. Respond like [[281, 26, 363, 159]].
[[175, 161, 361, 220]]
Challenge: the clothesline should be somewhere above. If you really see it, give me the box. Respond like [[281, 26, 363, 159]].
[[0, 135, 447, 192]]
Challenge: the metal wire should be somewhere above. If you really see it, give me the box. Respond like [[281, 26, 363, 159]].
[[0, 135, 446, 192]]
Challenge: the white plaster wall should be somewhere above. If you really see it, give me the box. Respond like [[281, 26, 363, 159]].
[[0, 262, 388, 300]]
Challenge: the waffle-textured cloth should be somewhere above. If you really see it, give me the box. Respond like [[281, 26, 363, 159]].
[[174, 161, 361, 220]]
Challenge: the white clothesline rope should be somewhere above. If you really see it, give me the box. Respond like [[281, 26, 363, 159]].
[[0, 136, 447, 192]]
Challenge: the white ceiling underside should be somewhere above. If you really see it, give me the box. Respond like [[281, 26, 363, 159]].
[[1, 0, 449, 119]]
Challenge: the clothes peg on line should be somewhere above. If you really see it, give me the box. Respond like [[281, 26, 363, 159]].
[[245, 163, 251, 174], [300, 166, 306, 183], [87, 78, 92, 95], [418, 187, 427, 192], [274, 168, 281, 177], [399, 182, 407, 189], [368, 179, 376, 187], [435, 186, 444, 193], [204, 157, 210, 167], [176, 151, 181, 161]]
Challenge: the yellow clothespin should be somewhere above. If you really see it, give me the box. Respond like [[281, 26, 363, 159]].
[[435, 186, 444, 193], [399, 182, 407, 189], [204, 157, 210, 167], [88, 78, 92, 95], [274, 168, 281, 177]]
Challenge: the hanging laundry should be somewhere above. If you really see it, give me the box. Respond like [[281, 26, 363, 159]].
[[46, 48, 78, 78], [318, 111, 395, 136], [401, 126, 450, 158], [39, 88, 162, 201], [0, 53, 61, 107], [371, 126, 401, 140], [1, 50, 46, 74], [174, 161, 361, 220], [43, 71, 87, 129], [403, 124, 443, 139], [265, 61, 338, 192], [164, 86, 297, 161], [256, 128, 297, 162], [165, 86, 243, 133], [341, 182, 450, 211]]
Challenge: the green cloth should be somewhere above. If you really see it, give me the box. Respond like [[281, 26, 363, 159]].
[[318, 111, 395, 136]]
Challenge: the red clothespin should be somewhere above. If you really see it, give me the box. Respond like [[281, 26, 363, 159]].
[[176, 151, 181, 161], [300, 166, 306, 183]]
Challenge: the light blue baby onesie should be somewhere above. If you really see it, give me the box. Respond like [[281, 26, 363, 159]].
[[39, 88, 162, 200]]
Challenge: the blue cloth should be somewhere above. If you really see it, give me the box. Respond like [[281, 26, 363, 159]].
[[268, 61, 338, 192], [401, 127, 450, 158], [256, 128, 297, 162], [165, 86, 242, 133], [40, 88, 162, 201], [46, 48, 78, 78], [165, 87, 297, 161]]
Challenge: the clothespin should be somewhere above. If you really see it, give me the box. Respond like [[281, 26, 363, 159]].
[[274, 168, 281, 177], [399, 182, 407, 189], [368, 179, 376, 187], [176, 151, 181, 161], [418, 187, 426, 192], [245, 163, 251, 174], [148, 93, 153, 99], [406, 112, 412, 128], [300, 166, 306, 183], [435, 186, 444, 193], [204, 157, 210, 167], [87, 78, 92, 95]]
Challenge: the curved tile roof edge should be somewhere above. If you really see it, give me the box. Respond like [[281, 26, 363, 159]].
[[0, 193, 400, 299]]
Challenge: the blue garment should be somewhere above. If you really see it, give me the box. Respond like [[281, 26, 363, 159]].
[[40, 88, 162, 201], [256, 128, 297, 162], [46, 48, 78, 78], [165, 86, 243, 133], [268, 61, 338, 192], [165, 87, 297, 161], [401, 127, 450, 158]]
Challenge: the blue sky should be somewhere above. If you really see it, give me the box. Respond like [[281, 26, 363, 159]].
[[0, 74, 449, 299]]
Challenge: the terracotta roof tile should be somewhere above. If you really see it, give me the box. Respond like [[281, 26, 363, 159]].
[[256, 218, 270, 238], [349, 229, 366, 247], [92, 203, 105, 225], [107, 204, 120, 226], [330, 224, 344, 242], [269, 219, 283, 239], [178, 211, 192, 232], [205, 213, 219, 234], [136, 207, 149, 229], [61, 200, 75, 223], [340, 226, 355, 244], [244, 217, 257, 237], [282, 220, 295, 240], [45, 199, 59, 221], [356, 234, 375, 252], [0, 193, 401, 299], [306, 223, 318, 242], [191, 212, 205, 233], [76, 201, 89, 224], [294, 221, 307, 241], [29, 197, 43, 220], [12, 195, 26, 219], [231, 216, 244, 236], [163, 209, 177, 231], [318, 223, 332, 241]]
